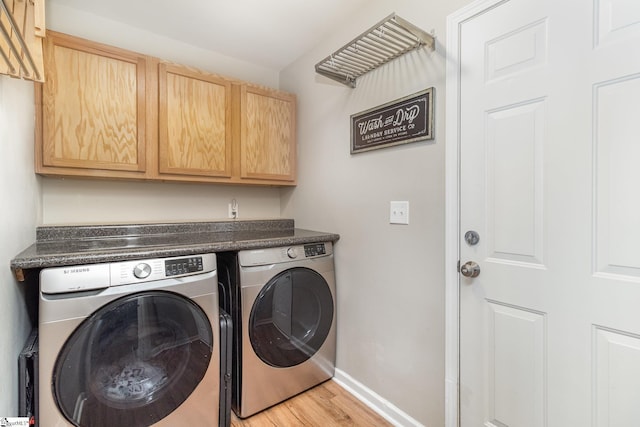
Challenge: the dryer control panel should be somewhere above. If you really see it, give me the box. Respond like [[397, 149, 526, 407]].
[[239, 242, 333, 267]]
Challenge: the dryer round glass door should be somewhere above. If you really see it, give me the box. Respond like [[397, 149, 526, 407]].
[[52, 291, 213, 427], [249, 267, 334, 367]]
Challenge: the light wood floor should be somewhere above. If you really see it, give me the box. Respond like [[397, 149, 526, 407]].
[[229, 380, 393, 427]]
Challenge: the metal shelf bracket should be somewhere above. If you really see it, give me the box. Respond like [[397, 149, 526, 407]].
[[315, 13, 434, 88]]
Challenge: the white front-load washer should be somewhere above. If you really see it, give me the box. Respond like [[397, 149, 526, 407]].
[[38, 253, 220, 427], [218, 241, 336, 418]]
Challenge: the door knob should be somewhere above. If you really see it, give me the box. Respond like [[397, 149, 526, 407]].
[[460, 261, 480, 278]]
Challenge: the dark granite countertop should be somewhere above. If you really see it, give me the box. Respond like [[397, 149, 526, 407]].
[[10, 219, 339, 276]]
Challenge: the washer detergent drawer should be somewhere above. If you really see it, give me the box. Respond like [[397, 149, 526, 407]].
[[40, 263, 110, 294]]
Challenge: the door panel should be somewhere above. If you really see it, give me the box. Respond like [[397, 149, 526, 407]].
[[249, 267, 334, 368], [53, 291, 213, 427], [458, 0, 640, 425], [595, 0, 640, 46], [594, 75, 640, 278], [485, 99, 545, 266], [487, 302, 545, 427], [594, 326, 640, 426]]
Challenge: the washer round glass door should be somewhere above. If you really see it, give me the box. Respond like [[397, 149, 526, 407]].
[[249, 267, 334, 367], [53, 291, 213, 427]]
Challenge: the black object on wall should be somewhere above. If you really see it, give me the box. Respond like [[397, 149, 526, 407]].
[[19, 328, 38, 425]]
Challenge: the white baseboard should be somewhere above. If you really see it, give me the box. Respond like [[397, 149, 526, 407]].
[[333, 369, 425, 427]]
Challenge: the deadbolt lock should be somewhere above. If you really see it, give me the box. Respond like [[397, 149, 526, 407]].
[[464, 230, 480, 246]]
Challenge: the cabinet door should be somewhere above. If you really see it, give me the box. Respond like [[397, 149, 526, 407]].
[[158, 63, 232, 178], [38, 31, 147, 175], [239, 85, 296, 183]]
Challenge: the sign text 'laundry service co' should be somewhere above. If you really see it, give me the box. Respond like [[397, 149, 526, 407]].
[[350, 88, 433, 154]]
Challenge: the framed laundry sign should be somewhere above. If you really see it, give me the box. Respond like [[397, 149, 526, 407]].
[[350, 88, 434, 154]]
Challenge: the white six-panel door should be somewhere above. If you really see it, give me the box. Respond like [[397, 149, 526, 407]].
[[448, 0, 640, 425]]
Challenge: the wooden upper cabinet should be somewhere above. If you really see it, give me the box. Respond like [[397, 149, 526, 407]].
[[35, 31, 296, 186], [37, 31, 147, 176], [158, 63, 232, 178], [239, 84, 296, 183]]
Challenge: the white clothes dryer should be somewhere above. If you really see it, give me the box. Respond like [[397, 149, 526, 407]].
[[38, 253, 220, 427], [218, 242, 336, 418]]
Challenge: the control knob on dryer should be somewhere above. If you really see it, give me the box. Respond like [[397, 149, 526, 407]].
[[286, 247, 298, 259], [133, 263, 152, 279]]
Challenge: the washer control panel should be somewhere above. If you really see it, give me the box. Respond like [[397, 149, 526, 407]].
[[39, 253, 216, 294], [304, 243, 326, 257], [111, 254, 212, 286], [165, 256, 204, 277]]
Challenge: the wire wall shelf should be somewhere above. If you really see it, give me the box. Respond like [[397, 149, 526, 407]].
[[314, 13, 434, 88]]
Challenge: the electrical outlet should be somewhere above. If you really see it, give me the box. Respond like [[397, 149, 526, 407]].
[[228, 199, 238, 219], [390, 201, 409, 224]]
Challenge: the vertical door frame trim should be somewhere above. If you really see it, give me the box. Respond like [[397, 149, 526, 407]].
[[445, 1, 509, 426]]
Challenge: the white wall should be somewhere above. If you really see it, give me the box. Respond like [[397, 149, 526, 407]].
[[0, 76, 41, 415], [42, 178, 281, 224], [280, 0, 472, 424], [42, 2, 284, 225], [47, 3, 280, 87]]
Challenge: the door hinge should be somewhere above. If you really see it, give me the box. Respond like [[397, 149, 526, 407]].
[[457, 260, 460, 273]]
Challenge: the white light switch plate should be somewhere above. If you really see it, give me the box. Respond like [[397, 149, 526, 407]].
[[390, 201, 409, 224]]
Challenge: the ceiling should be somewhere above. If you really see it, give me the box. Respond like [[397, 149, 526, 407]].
[[48, 0, 372, 70]]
